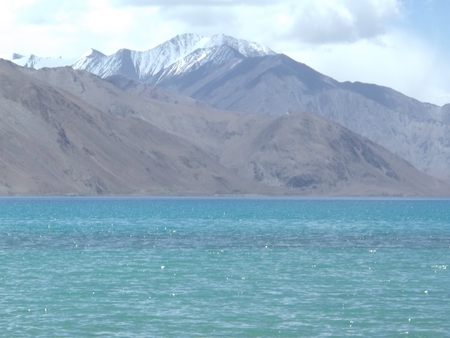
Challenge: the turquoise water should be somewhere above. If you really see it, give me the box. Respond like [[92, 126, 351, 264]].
[[1, 197, 449, 337]]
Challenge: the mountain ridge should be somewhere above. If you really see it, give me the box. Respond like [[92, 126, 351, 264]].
[[3, 58, 447, 196], [138, 51, 450, 181], [0, 59, 272, 195], [10, 33, 275, 81], [5, 33, 450, 181]]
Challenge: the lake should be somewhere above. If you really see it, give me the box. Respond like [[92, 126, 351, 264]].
[[1, 197, 449, 337]]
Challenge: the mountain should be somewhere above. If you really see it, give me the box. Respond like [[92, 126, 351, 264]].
[[72, 33, 275, 83], [11, 33, 274, 81], [0, 59, 271, 195], [217, 110, 446, 195], [3, 59, 447, 196], [11, 53, 78, 69], [148, 53, 450, 181], [9, 34, 450, 182], [103, 74, 213, 110]]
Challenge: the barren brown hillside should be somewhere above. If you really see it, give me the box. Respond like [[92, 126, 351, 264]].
[[0, 59, 448, 196]]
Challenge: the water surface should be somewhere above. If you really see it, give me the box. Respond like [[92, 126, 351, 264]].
[[1, 197, 449, 337]]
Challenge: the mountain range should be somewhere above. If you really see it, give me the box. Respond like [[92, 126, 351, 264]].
[[0, 58, 448, 196], [3, 33, 450, 195], [11, 33, 450, 181]]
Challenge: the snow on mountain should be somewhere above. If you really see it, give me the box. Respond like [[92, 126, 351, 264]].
[[12, 53, 24, 60], [71, 33, 275, 82], [154, 44, 247, 84], [204, 34, 275, 57], [7, 33, 275, 83], [10, 53, 77, 69]]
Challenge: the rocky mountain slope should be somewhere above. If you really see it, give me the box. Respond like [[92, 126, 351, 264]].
[[0, 60, 269, 195], [11, 33, 449, 181], [1, 59, 447, 196], [150, 53, 450, 181]]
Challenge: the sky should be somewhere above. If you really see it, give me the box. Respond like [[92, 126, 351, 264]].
[[1, 0, 449, 105]]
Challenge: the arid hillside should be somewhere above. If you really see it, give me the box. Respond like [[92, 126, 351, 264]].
[[0, 59, 448, 196]]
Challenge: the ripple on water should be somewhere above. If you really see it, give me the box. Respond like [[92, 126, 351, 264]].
[[1, 197, 450, 336]]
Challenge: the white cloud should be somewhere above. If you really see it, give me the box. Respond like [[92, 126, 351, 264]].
[[0, 0, 403, 55], [282, 29, 450, 105], [15, 0, 88, 26], [275, 0, 401, 44], [82, 0, 133, 34], [112, 0, 273, 7], [111, 0, 401, 45], [159, 6, 238, 30]]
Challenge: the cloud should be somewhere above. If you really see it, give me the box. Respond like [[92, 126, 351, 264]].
[[0, 0, 155, 57], [0, 0, 96, 58], [82, 0, 134, 34], [111, 0, 278, 41], [111, 0, 401, 45], [284, 29, 450, 105], [279, 0, 402, 44], [159, 6, 238, 30], [0, 0, 38, 27], [1, 0, 402, 58], [15, 0, 88, 26], [112, 0, 273, 7]]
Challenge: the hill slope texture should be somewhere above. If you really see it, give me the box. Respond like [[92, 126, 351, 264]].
[[1, 59, 449, 196]]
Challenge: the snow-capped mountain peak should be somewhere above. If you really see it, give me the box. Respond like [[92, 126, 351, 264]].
[[7, 33, 276, 83], [10, 53, 78, 69], [82, 48, 106, 59], [12, 53, 25, 60], [203, 34, 276, 57], [72, 49, 107, 72], [69, 33, 276, 83]]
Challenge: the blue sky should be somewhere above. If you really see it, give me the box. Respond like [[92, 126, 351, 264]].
[[402, 0, 449, 53], [1, 0, 449, 105]]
